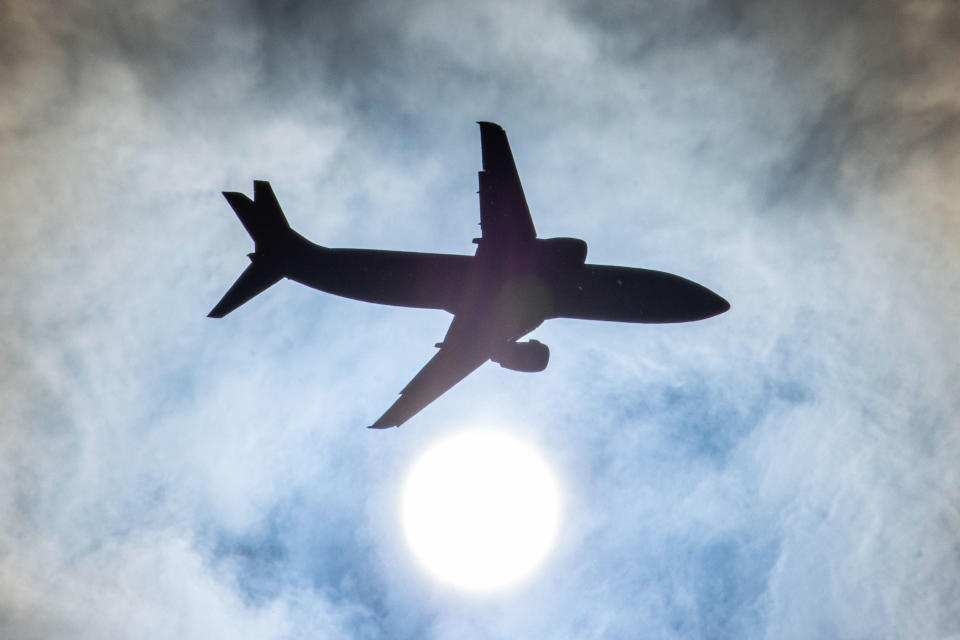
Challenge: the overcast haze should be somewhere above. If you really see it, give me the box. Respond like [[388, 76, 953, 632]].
[[2, 1, 959, 638]]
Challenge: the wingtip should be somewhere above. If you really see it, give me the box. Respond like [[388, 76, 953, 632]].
[[368, 413, 402, 429], [477, 120, 502, 130]]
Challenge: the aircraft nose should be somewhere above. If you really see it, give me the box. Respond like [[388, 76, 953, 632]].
[[674, 281, 730, 321], [694, 286, 730, 319], [708, 291, 730, 317], [632, 272, 731, 323]]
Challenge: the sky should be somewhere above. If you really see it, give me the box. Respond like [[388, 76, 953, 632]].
[[1, 0, 959, 638]]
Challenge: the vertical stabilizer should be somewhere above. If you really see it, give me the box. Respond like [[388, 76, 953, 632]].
[[221, 180, 292, 251]]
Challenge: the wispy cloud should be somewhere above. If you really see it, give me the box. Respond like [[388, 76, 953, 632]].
[[1, 0, 958, 637]]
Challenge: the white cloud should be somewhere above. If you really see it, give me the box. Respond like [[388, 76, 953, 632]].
[[1, 0, 958, 637]]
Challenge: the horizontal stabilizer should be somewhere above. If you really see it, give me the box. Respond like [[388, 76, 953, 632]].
[[208, 261, 283, 318]]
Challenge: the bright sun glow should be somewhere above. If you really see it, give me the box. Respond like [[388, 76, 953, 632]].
[[402, 430, 561, 593]]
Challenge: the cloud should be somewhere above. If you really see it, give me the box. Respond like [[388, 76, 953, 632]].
[[0, 527, 374, 640], [1, 0, 958, 638]]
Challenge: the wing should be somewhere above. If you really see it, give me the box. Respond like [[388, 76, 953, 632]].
[[368, 123, 538, 429], [477, 121, 536, 248], [367, 315, 490, 429]]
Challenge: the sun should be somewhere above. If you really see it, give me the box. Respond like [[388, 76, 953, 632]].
[[401, 430, 561, 593]]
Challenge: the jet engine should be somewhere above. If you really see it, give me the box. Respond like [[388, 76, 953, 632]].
[[492, 339, 550, 373], [537, 237, 588, 266]]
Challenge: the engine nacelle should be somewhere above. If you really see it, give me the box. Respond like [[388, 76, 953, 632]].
[[492, 339, 550, 373], [537, 237, 588, 267]]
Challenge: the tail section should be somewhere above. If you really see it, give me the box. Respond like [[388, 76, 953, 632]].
[[222, 180, 292, 251], [208, 180, 294, 318]]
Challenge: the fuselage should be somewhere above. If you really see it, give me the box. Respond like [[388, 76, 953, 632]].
[[278, 232, 729, 325]]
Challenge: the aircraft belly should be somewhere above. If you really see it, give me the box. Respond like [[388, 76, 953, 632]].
[[288, 248, 472, 311]]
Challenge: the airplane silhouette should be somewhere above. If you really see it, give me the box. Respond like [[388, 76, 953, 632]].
[[209, 122, 729, 429]]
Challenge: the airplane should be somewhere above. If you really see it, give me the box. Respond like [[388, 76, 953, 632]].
[[209, 122, 729, 429]]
